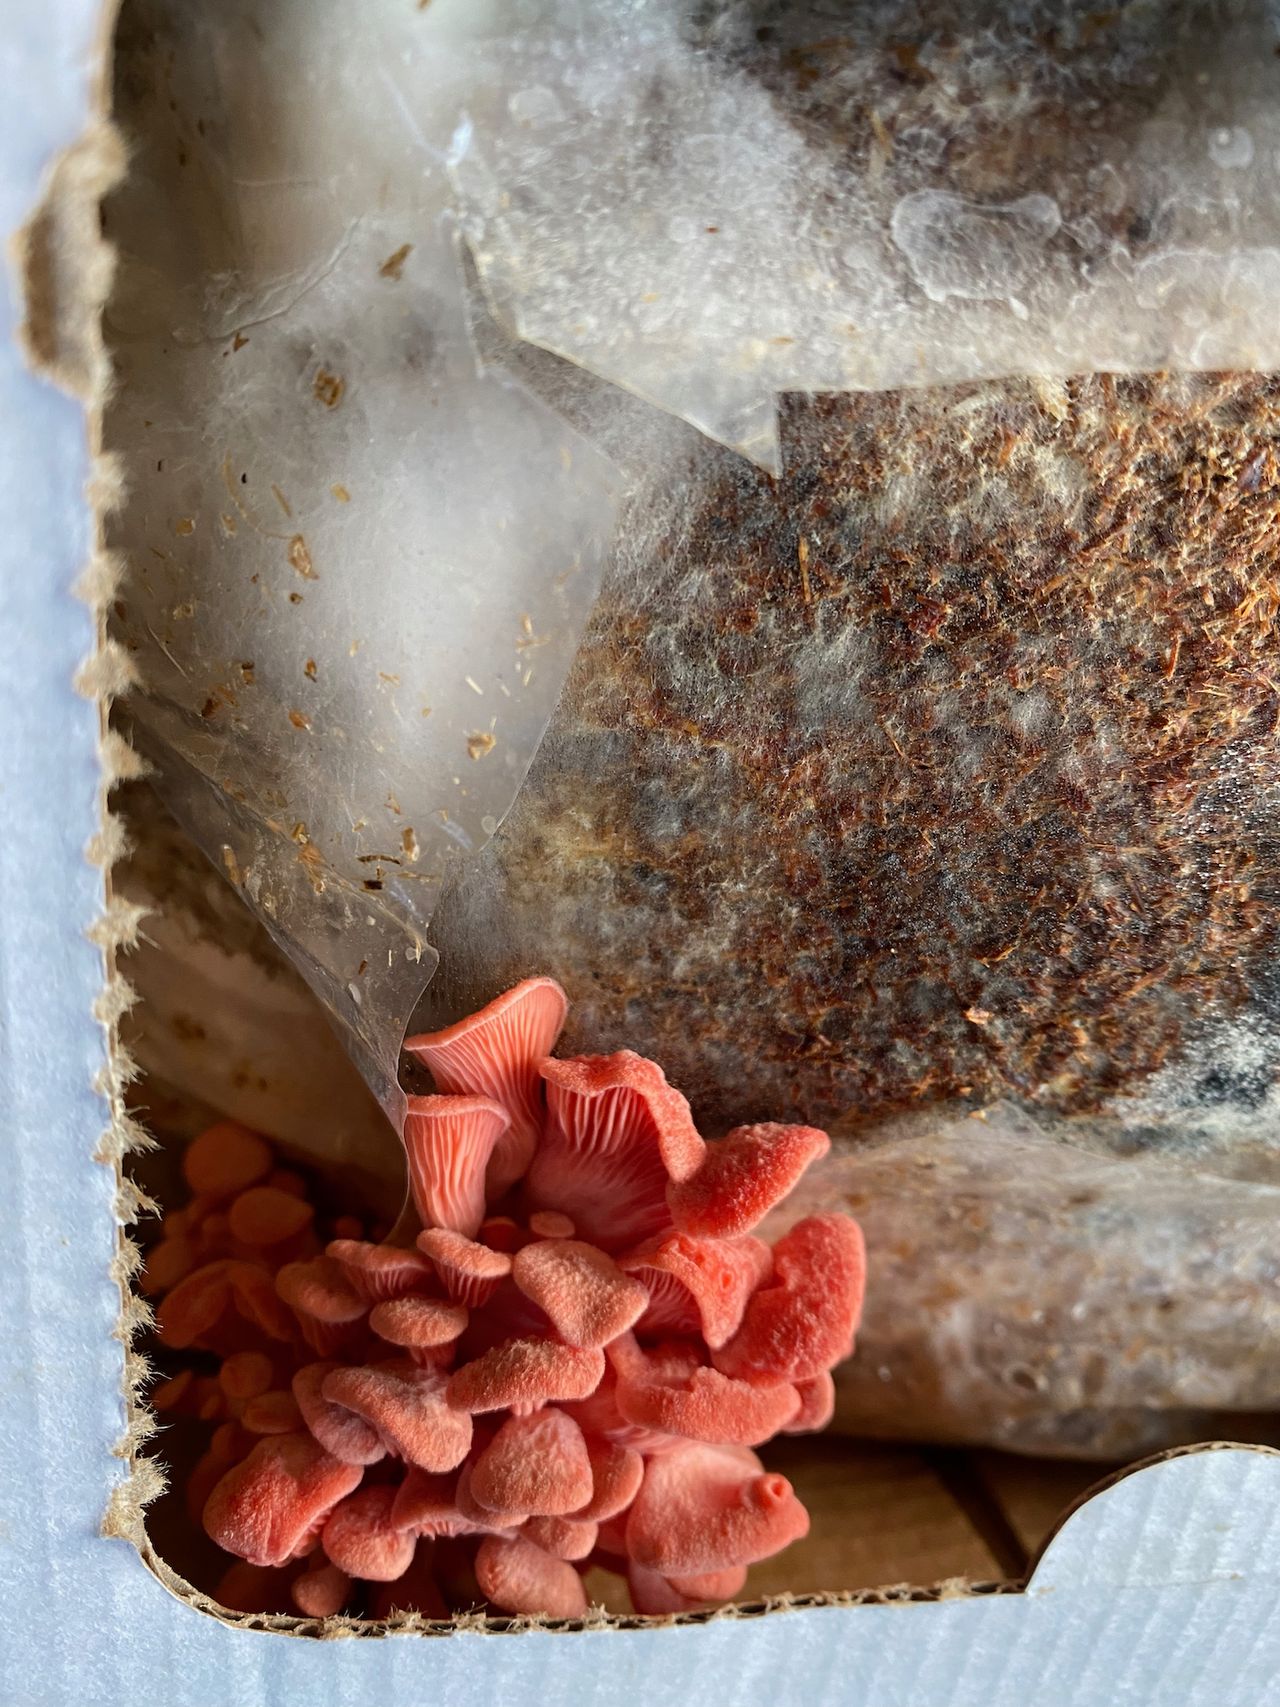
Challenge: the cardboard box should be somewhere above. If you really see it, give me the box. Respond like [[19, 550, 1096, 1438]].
[[3, 6, 1279, 1703]]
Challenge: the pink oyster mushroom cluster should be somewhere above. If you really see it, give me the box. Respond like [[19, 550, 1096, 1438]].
[[146, 977, 865, 1619]]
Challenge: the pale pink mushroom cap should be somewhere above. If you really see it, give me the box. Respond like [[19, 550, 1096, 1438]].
[[325, 1239, 437, 1303], [713, 1213, 865, 1386], [402, 1094, 510, 1238], [203, 1431, 363, 1568], [446, 1337, 606, 1415], [404, 977, 568, 1196], [626, 1441, 809, 1577], [417, 1227, 512, 1307], [291, 1362, 387, 1467], [475, 1534, 588, 1620], [526, 1052, 705, 1251], [511, 1238, 649, 1349], [368, 1296, 468, 1366]]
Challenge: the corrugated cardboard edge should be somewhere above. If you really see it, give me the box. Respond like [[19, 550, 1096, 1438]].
[[10, 0, 167, 1548]]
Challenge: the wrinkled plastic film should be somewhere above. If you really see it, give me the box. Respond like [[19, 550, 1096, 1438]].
[[454, 0, 1280, 470]]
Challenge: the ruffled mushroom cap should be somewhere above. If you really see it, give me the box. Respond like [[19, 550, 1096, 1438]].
[[469, 1408, 593, 1519], [475, 1534, 588, 1619], [402, 1094, 510, 1238], [667, 1123, 831, 1239], [275, 1256, 368, 1355], [321, 1360, 473, 1472], [446, 1338, 605, 1415], [368, 1296, 468, 1366], [610, 1333, 800, 1446], [528, 1052, 706, 1247], [511, 1239, 649, 1349], [322, 1485, 417, 1582], [291, 1560, 352, 1618], [241, 1390, 305, 1435], [228, 1186, 315, 1249], [619, 1232, 773, 1349], [158, 1259, 295, 1350], [571, 1441, 645, 1522], [626, 1442, 809, 1578], [390, 1468, 479, 1539], [416, 1227, 512, 1307], [627, 1561, 748, 1615], [713, 1213, 865, 1386], [203, 1432, 363, 1568], [325, 1239, 436, 1303], [183, 1121, 273, 1198], [404, 976, 568, 1197], [783, 1370, 836, 1435], [291, 1362, 387, 1466], [526, 1052, 704, 1251]]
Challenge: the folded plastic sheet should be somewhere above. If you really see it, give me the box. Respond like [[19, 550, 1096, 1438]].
[[106, 0, 1280, 1454]]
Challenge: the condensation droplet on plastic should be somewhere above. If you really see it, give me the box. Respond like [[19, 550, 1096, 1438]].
[[1208, 126, 1254, 169]]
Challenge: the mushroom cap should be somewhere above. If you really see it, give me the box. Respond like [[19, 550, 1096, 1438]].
[[526, 1052, 705, 1251], [570, 1441, 645, 1522], [292, 1362, 387, 1466], [523, 1514, 598, 1561], [560, 1364, 677, 1455], [322, 1484, 417, 1582], [140, 1234, 196, 1297], [626, 1442, 809, 1577], [291, 1561, 352, 1618], [446, 1337, 606, 1415], [158, 1259, 294, 1349], [368, 1295, 468, 1354], [219, 1351, 274, 1404], [203, 1431, 363, 1568], [667, 1123, 830, 1239], [511, 1239, 649, 1349], [469, 1408, 593, 1519], [228, 1185, 315, 1247], [712, 1213, 865, 1385], [783, 1370, 836, 1435], [366, 1542, 450, 1620], [183, 1121, 273, 1198], [241, 1390, 306, 1435], [417, 1227, 512, 1307], [227, 1262, 297, 1342], [620, 1232, 773, 1349], [326, 1239, 437, 1303], [215, 1561, 299, 1616], [627, 1561, 747, 1615], [528, 1211, 575, 1239], [454, 1461, 522, 1537], [475, 1534, 588, 1619], [404, 976, 568, 1197], [390, 1468, 479, 1538], [614, 1349, 801, 1447], [276, 1257, 368, 1326], [402, 1094, 511, 1238], [321, 1359, 473, 1472]]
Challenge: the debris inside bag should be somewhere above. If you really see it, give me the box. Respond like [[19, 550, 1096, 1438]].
[[144, 978, 863, 1619]]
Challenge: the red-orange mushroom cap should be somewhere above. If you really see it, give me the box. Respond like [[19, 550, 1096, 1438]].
[[667, 1122, 831, 1239], [404, 976, 568, 1197], [713, 1213, 865, 1386], [527, 1210, 575, 1239], [469, 1408, 593, 1519], [626, 1442, 809, 1578], [325, 1239, 436, 1303], [291, 1561, 352, 1618], [571, 1441, 645, 1522], [322, 1484, 417, 1582], [368, 1295, 468, 1365], [475, 1534, 588, 1619], [446, 1337, 606, 1415], [416, 1227, 512, 1307], [610, 1334, 800, 1446], [619, 1232, 773, 1349], [228, 1185, 315, 1247], [182, 1121, 273, 1199], [292, 1362, 387, 1466], [511, 1238, 649, 1349], [241, 1390, 305, 1435], [276, 1256, 368, 1355], [321, 1360, 473, 1472], [627, 1561, 748, 1615], [523, 1514, 599, 1561], [203, 1431, 363, 1568], [402, 1094, 510, 1238], [390, 1468, 480, 1539], [526, 1052, 705, 1251], [158, 1259, 294, 1349], [783, 1370, 836, 1435], [219, 1350, 274, 1405]]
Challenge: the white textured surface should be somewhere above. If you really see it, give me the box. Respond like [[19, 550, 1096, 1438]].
[[3, 7, 1280, 1705]]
